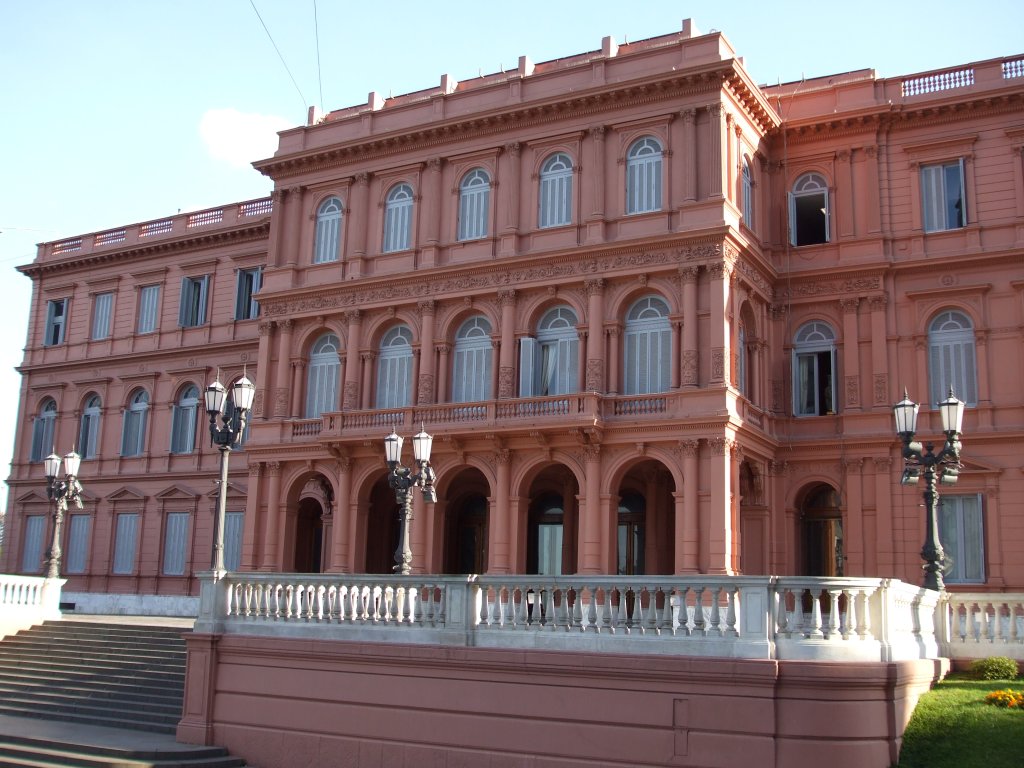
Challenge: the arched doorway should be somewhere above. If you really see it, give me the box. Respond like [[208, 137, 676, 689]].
[[617, 492, 645, 575], [525, 464, 579, 575], [294, 498, 323, 573], [444, 493, 488, 574], [614, 461, 675, 575], [365, 474, 400, 574], [800, 484, 843, 576]]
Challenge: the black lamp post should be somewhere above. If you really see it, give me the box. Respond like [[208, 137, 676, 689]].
[[384, 428, 437, 576], [43, 450, 83, 579], [204, 374, 256, 574], [893, 387, 965, 591]]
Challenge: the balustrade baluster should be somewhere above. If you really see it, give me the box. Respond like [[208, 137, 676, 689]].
[[724, 586, 738, 638], [692, 586, 706, 636], [827, 590, 841, 639], [842, 589, 856, 640], [1012, 603, 1021, 644], [773, 588, 788, 638], [708, 587, 722, 636], [807, 589, 824, 639], [571, 587, 584, 631], [980, 603, 990, 642], [675, 587, 690, 636]]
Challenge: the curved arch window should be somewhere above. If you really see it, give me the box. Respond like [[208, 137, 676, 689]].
[[928, 310, 977, 406], [170, 385, 200, 454], [121, 389, 150, 457], [520, 306, 579, 397], [313, 196, 343, 264], [306, 333, 341, 418], [376, 325, 414, 409], [30, 399, 57, 462], [624, 296, 671, 395], [789, 173, 830, 246], [79, 394, 102, 459], [452, 316, 493, 403], [383, 183, 413, 253], [626, 137, 663, 214], [539, 153, 573, 228], [741, 158, 754, 229], [793, 322, 836, 416], [457, 169, 490, 241]]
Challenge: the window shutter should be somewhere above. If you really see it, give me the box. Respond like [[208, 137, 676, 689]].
[[224, 512, 244, 571], [112, 513, 139, 574], [921, 165, 942, 232], [21, 516, 45, 572], [197, 277, 208, 324], [178, 278, 190, 326], [957, 157, 967, 226], [66, 514, 91, 574], [519, 337, 538, 397], [822, 187, 831, 243], [162, 512, 190, 575], [787, 192, 797, 246]]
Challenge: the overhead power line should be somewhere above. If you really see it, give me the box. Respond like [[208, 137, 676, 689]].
[[248, 0, 308, 113]]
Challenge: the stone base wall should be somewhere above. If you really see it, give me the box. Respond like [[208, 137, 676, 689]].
[[178, 633, 946, 768], [63, 591, 199, 617]]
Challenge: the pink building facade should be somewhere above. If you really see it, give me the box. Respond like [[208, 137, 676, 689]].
[[4, 24, 1024, 606]]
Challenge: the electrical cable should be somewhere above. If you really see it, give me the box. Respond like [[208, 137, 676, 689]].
[[248, 0, 308, 112], [313, 0, 324, 113]]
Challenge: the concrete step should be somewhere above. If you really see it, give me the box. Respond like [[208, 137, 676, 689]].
[[3, 636, 187, 655], [0, 686, 182, 717], [0, 677, 183, 705], [0, 734, 245, 768], [0, 656, 186, 680], [0, 705, 177, 736], [0, 692, 180, 727], [0, 667, 183, 694]]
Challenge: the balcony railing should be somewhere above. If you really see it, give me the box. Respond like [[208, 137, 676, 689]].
[[940, 592, 1024, 661], [199, 573, 943, 663], [0, 574, 63, 639]]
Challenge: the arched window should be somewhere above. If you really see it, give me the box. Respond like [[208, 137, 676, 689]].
[[626, 137, 663, 214], [383, 183, 413, 253], [313, 196, 343, 263], [539, 153, 573, 228], [624, 296, 671, 395], [452, 316, 493, 403], [79, 394, 102, 459], [928, 310, 977, 406], [793, 322, 836, 416], [789, 173, 830, 246], [30, 399, 57, 462], [738, 324, 748, 397], [170, 384, 200, 454], [741, 158, 754, 229], [457, 169, 490, 241], [121, 389, 150, 457], [520, 306, 579, 397], [376, 325, 414, 409], [306, 333, 341, 418]]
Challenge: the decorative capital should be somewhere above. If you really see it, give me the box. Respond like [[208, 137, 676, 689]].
[[277, 318, 294, 332], [505, 141, 521, 157], [426, 157, 442, 172], [708, 436, 734, 456], [585, 278, 606, 296], [418, 299, 436, 317], [345, 309, 362, 324], [588, 125, 606, 139], [498, 289, 517, 307], [840, 297, 860, 313], [258, 321, 273, 336], [680, 107, 696, 124], [354, 172, 369, 185]]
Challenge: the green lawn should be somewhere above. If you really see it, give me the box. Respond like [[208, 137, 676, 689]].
[[897, 675, 1024, 768]]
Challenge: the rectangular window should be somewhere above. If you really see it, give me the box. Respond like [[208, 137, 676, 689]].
[[137, 285, 160, 334], [65, 514, 91, 574], [794, 351, 835, 416], [112, 513, 139, 574], [162, 512, 190, 576], [224, 511, 244, 571], [21, 515, 46, 572], [234, 268, 262, 321], [921, 160, 966, 232], [178, 276, 209, 327], [91, 292, 113, 340], [44, 299, 68, 346], [939, 494, 985, 584]]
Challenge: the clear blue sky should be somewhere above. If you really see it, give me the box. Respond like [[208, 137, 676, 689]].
[[0, 0, 1018, 512]]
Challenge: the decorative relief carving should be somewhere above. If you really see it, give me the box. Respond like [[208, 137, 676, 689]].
[[494, 448, 512, 465], [682, 350, 698, 386], [498, 289, 517, 306], [680, 107, 696, 124], [588, 125, 606, 139], [417, 374, 434, 405], [677, 265, 700, 283], [498, 366, 516, 399], [708, 437, 734, 456], [418, 299, 435, 317], [768, 459, 789, 476], [274, 388, 289, 416], [777, 276, 882, 299], [258, 322, 273, 336], [845, 375, 859, 406], [253, 390, 265, 417], [249, 462, 263, 476], [342, 381, 359, 410], [771, 380, 782, 412], [868, 294, 888, 311], [711, 347, 725, 380], [267, 461, 282, 475], [674, 439, 700, 459], [840, 297, 860, 313], [585, 359, 604, 392], [734, 259, 772, 298], [873, 374, 888, 405]]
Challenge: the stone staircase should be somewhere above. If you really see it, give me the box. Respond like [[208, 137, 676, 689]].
[[0, 620, 247, 767]]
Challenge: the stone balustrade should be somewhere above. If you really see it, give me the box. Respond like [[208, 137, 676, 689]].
[[940, 592, 1024, 661], [0, 575, 63, 638]]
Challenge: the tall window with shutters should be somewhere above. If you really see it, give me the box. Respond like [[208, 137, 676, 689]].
[[457, 169, 490, 241], [305, 333, 341, 418], [383, 183, 413, 253], [169, 385, 199, 454], [162, 512, 190, 576], [928, 310, 978, 406], [625, 137, 663, 214], [452, 316, 493, 403], [178, 276, 209, 327], [30, 398, 57, 462], [741, 158, 754, 229], [91, 292, 113, 340], [44, 298, 68, 346], [314, 196, 344, 263], [21, 515, 45, 573], [137, 285, 160, 334], [520, 306, 579, 397], [921, 160, 965, 232], [376, 325, 414, 409], [789, 173, 830, 246], [939, 494, 985, 583], [624, 296, 672, 395], [121, 389, 149, 457], [65, 514, 91, 574], [224, 511, 244, 571], [538, 153, 573, 228], [112, 512, 139, 574], [235, 267, 262, 321], [79, 394, 101, 460]]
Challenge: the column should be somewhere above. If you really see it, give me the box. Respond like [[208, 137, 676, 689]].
[[708, 262, 730, 385], [585, 125, 606, 244], [266, 188, 287, 267], [676, 440, 699, 573], [290, 361, 305, 418], [681, 108, 697, 203], [606, 327, 620, 395], [680, 266, 699, 387], [837, 149, 855, 237], [579, 445, 603, 574], [342, 310, 363, 410], [841, 297, 861, 411], [360, 352, 375, 410], [417, 300, 436, 404], [706, 103, 725, 199], [283, 186, 304, 268], [670, 319, 682, 389], [730, 443, 742, 574], [707, 436, 733, 575], [241, 462, 263, 569], [261, 461, 282, 570], [351, 172, 370, 258], [585, 278, 605, 392], [498, 290, 517, 399], [490, 448, 512, 573], [436, 343, 451, 403], [844, 459, 864, 577], [274, 319, 294, 418], [421, 159, 442, 267], [253, 321, 274, 418], [499, 143, 521, 256], [869, 295, 889, 407], [329, 455, 352, 572]]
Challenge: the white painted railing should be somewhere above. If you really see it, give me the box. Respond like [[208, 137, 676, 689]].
[[197, 573, 941, 662], [940, 592, 1024, 661], [0, 575, 64, 638]]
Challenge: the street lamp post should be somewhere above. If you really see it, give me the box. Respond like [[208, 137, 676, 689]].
[[893, 387, 965, 591], [383, 428, 438, 576], [42, 450, 84, 579], [204, 373, 256, 575]]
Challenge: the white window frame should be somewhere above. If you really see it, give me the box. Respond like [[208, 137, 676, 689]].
[[121, 389, 149, 457], [224, 511, 244, 571], [520, 306, 579, 397], [624, 296, 672, 395], [738, 324, 748, 397], [79, 394, 101, 460], [458, 169, 490, 241], [452, 316, 493, 403], [137, 285, 160, 334], [112, 512, 139, 574], [539, 153, 573, 228], [928, 310, 978, 406], [741, 158, 754, 229], [314, 196, 344, 263], [939, 494, 985, 584], [30, 399, 57, 462], [235, 267, 262, 321], [305, 334, 341, 418], [788, 173, 831, 246], [921, 159, 966, 233], [169, 385, 199, 454], [44, 298, 68, 346], [383, 183, 413, 253], [792, 321, 837, 417], [626, 137, 663, 214], [162, 511, 190, 576], [21, 515, 46, 573], [376, 325, 414, 409], [178, 275, 209, 328], [65, 514, 91, 574], [91, 292, 114, 340]]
